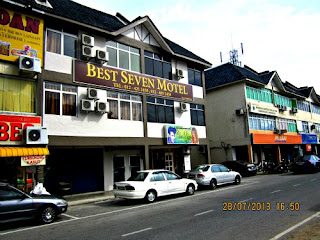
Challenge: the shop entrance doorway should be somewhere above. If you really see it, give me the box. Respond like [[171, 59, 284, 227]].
[[113, 156, 125, 183]]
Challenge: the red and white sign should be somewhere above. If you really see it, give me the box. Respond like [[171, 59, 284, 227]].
[[306, 144, 312, 152], [21, 155, 46, 166], [0, 114, 41, 145]]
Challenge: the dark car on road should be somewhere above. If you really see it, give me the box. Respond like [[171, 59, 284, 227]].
[[221, 160, 257, 176], [292, 155, 320, 174], [0, 182, 68, 224]]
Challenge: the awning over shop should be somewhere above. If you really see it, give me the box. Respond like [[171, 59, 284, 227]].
[[0, 147, 49, 157]]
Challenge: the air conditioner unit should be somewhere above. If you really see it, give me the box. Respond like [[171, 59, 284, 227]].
[[19, 56, 41, 73], [81, 34, 94, 46], [291, 108, 298, 113], [82, 45, 94, 58], [26, 126, 48, 145], [176, 69, 184, 79], [87, 88, 98, 99], [179, 102, 188, 112], [96, 50, 109, 62], [81, 99, 95, 112], [96, 101, 109, 114], [236, 108, 244, 116]]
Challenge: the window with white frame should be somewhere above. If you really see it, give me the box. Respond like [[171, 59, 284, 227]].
[[311, 104, 320, 115], [107, 91, 142, 121], [46, 29, 77, 58], [106, 41, 140, 72], [147, 97, 174, 123], [297, 100, 310, 112], [190, 104, 205, 126], [302, 121, 309, 133], [188, 68, 202, 87], [276, 118, 297, 132], [249, 114, 275, 131], [44, 82, 77, 116], [144, 51, 172, 79]]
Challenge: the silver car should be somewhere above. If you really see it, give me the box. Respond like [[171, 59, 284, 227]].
[[0, 182, 68, 224], [185, 164, 242, 189]]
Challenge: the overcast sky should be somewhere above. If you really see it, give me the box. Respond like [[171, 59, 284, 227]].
[[72, 0, 320, 92]]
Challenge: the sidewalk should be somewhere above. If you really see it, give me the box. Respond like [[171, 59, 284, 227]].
[[64, 190, 115, 206]]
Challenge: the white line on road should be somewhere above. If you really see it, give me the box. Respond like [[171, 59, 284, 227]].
[[293, 184, 301, 187], [311, 178, 317, 182], [240, 198, 253, 202], [194, 210, 214, 216], [62, 213, 79, 219], [270, 211, 320, 240], [271, 190, 281, 194], [122, 228, 152, 237]]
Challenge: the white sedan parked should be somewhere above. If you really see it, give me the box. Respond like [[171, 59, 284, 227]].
[[113, 170, 198, 203], [185, 164, 242, 189]]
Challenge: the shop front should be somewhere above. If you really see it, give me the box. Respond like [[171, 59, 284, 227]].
[[0, 114, 49, 192], [251, 133, 302, 165]]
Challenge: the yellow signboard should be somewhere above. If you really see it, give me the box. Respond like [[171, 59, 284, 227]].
[[0, 8, 43, 64]]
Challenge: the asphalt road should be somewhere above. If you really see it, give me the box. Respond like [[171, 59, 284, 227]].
[[1, 172, 320, 240]]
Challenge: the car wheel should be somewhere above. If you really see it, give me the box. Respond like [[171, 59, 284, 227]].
[[186, 184, 195, 195], [145, 190, 157, 203], [40, 205, 56, 224], [234, 175, 241, 185], [210, 179, 217, 190]]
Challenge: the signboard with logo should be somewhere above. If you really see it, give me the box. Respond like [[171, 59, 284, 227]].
[[0, 114, 41, 145], [74, 60, 193, 101], [0, 8, 44, 63], [301, 134, 318, 144], [21, 155, 46, 166], [249, 103, 279, 116], [252, 133, 302, 144], [166, 125, 199, 144]]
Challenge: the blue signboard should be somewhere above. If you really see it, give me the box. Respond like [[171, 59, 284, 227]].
[[301, 134, 318, 144]]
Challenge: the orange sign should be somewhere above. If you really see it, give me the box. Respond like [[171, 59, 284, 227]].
[[252, 133, 302, 144]]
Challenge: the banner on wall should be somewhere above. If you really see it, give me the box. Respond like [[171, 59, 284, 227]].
[[21, 155, 46, 166], [301, 134, 318, 144], [0, 8, 44, 63], [166, 125, 199, 144]]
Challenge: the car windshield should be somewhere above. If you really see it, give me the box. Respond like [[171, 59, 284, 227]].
[[192, 165, 210, 172], [127, 172, 149, 181]]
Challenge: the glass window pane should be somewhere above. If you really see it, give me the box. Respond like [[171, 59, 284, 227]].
[[62, 93, 76, 116], [198, 111, 205, 126], [166, 100, 174, 106], [62, 85, 76, 92], [191, 110, 197, 125], [119, 50, 129, 70], [157, 98, 165, 104], [194, 71, 202, 87], [45, 91, 60, 115], [157, 105, 165, 123], [132, 102, 142, 121], [154, 60, 162, 78], [119, 43, 129, 51], [120, 93, 130, 100], [47, 30, 61, 54], [165, 106, 174, 124], [188, 69, 194, 85], [106, 41, 117, 47], [107, 48, 117, 67], [45, 82, 60, 90], [144, 50, 153, 57], [163, 62, 171, 80], [147, 97, 155, 103], [107, 91, 118, 98], [108, 99, 118, 119], [154, 53, 161, 60], [145, 57, 153, 76], [63, 35, 76, 57], [120, 101, 130, 120], [130, 47, 139, 54], [147, 104, 156, 122], [130, 54, 140, 72]]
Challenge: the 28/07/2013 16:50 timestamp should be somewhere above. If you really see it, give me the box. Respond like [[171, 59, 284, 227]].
[[222, 202, 300, 211]]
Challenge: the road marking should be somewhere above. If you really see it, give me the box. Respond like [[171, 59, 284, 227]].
[[194, 210, 214, 216], [240, 198, 253, 202], [311, 178, 317, 182], [122, 228, 152, 237], [270, 211, 320, 240], [271, 190, 281, 194], [293, 184, 301, 187], [62, 213, 79, 219]]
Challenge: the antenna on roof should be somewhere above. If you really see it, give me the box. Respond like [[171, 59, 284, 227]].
[[220, 42, 244, 66]]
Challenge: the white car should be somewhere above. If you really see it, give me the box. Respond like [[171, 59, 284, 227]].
[[113, 170, 198, 203], [185, 164, 242, 189]]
